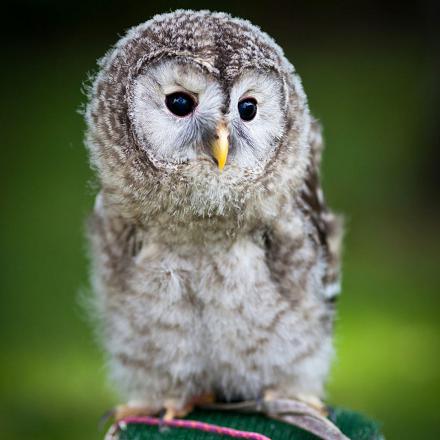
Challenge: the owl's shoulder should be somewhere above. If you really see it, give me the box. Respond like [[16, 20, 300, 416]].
[[300, 119, 343, 294], [88, 192, 144, 262], [261, 119, 343, 299]]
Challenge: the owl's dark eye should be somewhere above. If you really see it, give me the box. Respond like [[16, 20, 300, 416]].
[[238, 98, 257, 121], [165, 92, 196, 117]]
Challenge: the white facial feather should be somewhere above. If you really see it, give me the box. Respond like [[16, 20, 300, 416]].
[[130, 59, 223, 165], [228, 70, 286, 169], [129, 59, 286, 171]]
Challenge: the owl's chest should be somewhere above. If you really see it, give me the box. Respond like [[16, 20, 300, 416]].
[[131, 236, 279, 323], [128, 235, 313, 395]]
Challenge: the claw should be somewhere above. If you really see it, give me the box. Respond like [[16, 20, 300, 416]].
[[114, 403, 159, 421], [162, 392, 215, 420], [100, 402, 160, 429], [102, 392, 215, 428], [162, 405, 189, 421], [162, 397, 196, 421]]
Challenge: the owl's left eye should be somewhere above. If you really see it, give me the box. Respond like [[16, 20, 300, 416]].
[[165, 92, 196, 117], [238, 98, 257, 121]]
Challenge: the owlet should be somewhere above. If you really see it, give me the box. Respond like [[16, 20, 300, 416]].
[[85, 9, 343, 420]]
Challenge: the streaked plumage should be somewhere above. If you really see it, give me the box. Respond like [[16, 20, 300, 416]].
[[85, 9, 343, 416]]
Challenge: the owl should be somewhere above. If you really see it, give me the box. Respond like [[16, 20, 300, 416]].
[[85, 10, 343, 421]]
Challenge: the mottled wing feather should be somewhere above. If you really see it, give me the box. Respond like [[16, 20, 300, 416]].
[[298, 119, 343, 298], [264, 120, 343, 301]]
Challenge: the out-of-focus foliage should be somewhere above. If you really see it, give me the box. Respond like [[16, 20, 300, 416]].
[[1, 1, 439, 439]]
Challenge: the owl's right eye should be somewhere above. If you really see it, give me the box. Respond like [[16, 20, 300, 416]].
[[165, 92, 196, 117]]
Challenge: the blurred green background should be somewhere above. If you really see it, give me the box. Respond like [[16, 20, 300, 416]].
[[1, 1, 439, 439]]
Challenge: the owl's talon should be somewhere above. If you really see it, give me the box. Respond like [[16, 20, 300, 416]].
[[111, 403, 160, 422], [162, 393, 215, 420], [162, 406, 186, 421], [163, 399, 193, 421]]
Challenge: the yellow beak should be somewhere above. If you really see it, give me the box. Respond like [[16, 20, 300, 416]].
[[212, 123, 229, 171]]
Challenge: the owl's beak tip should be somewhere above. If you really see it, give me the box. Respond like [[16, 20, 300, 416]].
[[217, 157, 227, 172], [212, 123, 229, 171]]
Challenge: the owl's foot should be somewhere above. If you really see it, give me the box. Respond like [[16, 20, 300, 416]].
[[105, 392, 216, 425], [113, 402, 160, 421], [263, 389, 328, 417], [110, 401, 186, 422], [162, 399, 192, 421], [163, 392, 215, 420]]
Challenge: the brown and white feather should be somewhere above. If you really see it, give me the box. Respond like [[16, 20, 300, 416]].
[[84, 10, 343, 411]]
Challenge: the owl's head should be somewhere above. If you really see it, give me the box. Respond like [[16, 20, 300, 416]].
[[85, 10, 312, 227]]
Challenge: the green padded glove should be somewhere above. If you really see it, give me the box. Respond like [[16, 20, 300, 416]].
[[113, 408, 383, 440]]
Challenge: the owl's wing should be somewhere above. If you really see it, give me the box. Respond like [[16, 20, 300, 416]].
[[87, 193, 144, 283], [266, 119, 343, 300], [298, 119, 343, 298]]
